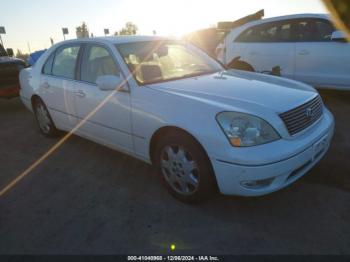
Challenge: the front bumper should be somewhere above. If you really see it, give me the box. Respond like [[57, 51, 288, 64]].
[[211, 109, 334, 196]]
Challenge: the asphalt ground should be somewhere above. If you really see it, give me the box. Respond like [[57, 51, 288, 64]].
[[0, 90, 349, 255]]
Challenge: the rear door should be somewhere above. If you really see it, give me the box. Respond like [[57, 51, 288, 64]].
[[40, 44, 80, 130], [294, 18, 350, 88], [234, 20, 296, 78]]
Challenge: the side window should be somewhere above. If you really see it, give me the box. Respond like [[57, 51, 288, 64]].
[[235, 22, 283, 43], [261, 24, 279, 42], [279, 23, 293, 42], [52, 45, 80, 79], [236, 23, 277, 43], [315, 19, 336, 41], [81, 45, 119, 84], [42, 52, 55, 75], [235, 28, 255, 42], [294, 19, 335, 42]]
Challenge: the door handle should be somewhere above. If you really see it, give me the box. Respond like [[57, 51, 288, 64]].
[[75, 90, 86, 98], [298, 50, 310, 55], [41, 82, 50, 89]]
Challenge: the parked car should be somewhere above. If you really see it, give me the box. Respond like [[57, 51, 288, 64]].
[[0, 44, 26, 98], [185, 10, 265, 61], [27, 49, 46, 66], [217, 13, 350, 90], [184, 27, 227, 59], [19, 36, 334, 202]]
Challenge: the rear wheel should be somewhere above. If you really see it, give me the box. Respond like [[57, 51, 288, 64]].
[[155, 132, 216, 203], [33, 98, 59, 137]]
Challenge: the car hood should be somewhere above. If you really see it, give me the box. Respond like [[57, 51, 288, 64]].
[[0, 56, 25, 65], [147, 70, 318, 113]]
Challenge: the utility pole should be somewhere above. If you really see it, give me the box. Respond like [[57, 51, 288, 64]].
[[27, 42, 31, 54], [62, 28, 69, 40], [0, 26, 6, 47]]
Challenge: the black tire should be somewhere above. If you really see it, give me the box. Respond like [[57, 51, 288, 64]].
[[154, 131, 216, 203], [33, 97, 60, 137], [227, 59, 255, 72]]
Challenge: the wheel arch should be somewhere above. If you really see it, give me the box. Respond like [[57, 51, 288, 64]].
[[227, 56, 255, 72], [30, 94, 42, 110], [150, 126, 196, 162], [149, 125, 218, 189]]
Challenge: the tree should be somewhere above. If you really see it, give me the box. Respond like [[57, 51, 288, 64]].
[[76, 22, 89, 39], [116, 22, 138, 35]]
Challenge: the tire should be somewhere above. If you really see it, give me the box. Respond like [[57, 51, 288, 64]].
[[227, 59, 255, 72], [33, 97, 59, 137], [154, 132, 216, 203]]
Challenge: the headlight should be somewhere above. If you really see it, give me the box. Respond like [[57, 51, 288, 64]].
[[216, 112, 280, 147]]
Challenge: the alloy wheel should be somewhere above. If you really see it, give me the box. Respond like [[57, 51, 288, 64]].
[[160, 145, 200, 195], [35, 103, 51, 134]]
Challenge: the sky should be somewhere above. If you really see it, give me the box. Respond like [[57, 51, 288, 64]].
[[1, 0, 328, 53]]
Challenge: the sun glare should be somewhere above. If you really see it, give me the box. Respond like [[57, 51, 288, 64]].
[[129, 0, 224, 37]]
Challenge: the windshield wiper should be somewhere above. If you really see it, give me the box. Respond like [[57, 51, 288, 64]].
[[180, 70, 219, 79], [142, 70, 220, 85]]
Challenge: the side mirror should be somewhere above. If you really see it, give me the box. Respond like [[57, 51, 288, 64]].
[[96, 75, 128, 92], [331, 30, 347, 42], [6, 48, 14, 57]]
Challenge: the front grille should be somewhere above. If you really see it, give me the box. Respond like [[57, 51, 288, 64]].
[[280, 95, 323, 136]]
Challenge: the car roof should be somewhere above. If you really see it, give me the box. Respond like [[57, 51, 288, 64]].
[[243, 13, 330, 28], [228, 13, 331, 37], [263, 13, 328, 22], [58, 35, 172, 46]]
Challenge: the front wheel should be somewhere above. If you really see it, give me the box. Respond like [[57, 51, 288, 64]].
[[33, 98, 59, 137], [155, 132, 216, 203]]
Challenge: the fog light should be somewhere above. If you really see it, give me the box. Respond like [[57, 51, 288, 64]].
[[240, 177, 274, 189]]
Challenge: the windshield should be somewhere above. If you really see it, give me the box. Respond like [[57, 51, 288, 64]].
[[116, 40, 223, 85], [0, 44, 7, 57]]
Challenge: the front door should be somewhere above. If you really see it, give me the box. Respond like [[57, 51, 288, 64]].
[[73, 44, 133, 153], [294, 18, 350, 88]]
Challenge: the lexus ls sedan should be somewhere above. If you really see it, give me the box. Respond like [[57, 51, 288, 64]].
[[19, 36, 334, 202]]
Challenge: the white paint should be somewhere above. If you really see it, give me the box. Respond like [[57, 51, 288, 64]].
[[19, 36, 334, 196]]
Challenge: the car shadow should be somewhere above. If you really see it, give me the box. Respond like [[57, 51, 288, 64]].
[[0, 97, 25, 114]]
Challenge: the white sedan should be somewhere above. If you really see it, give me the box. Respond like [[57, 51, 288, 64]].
[[20, 36, 334, 202]]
